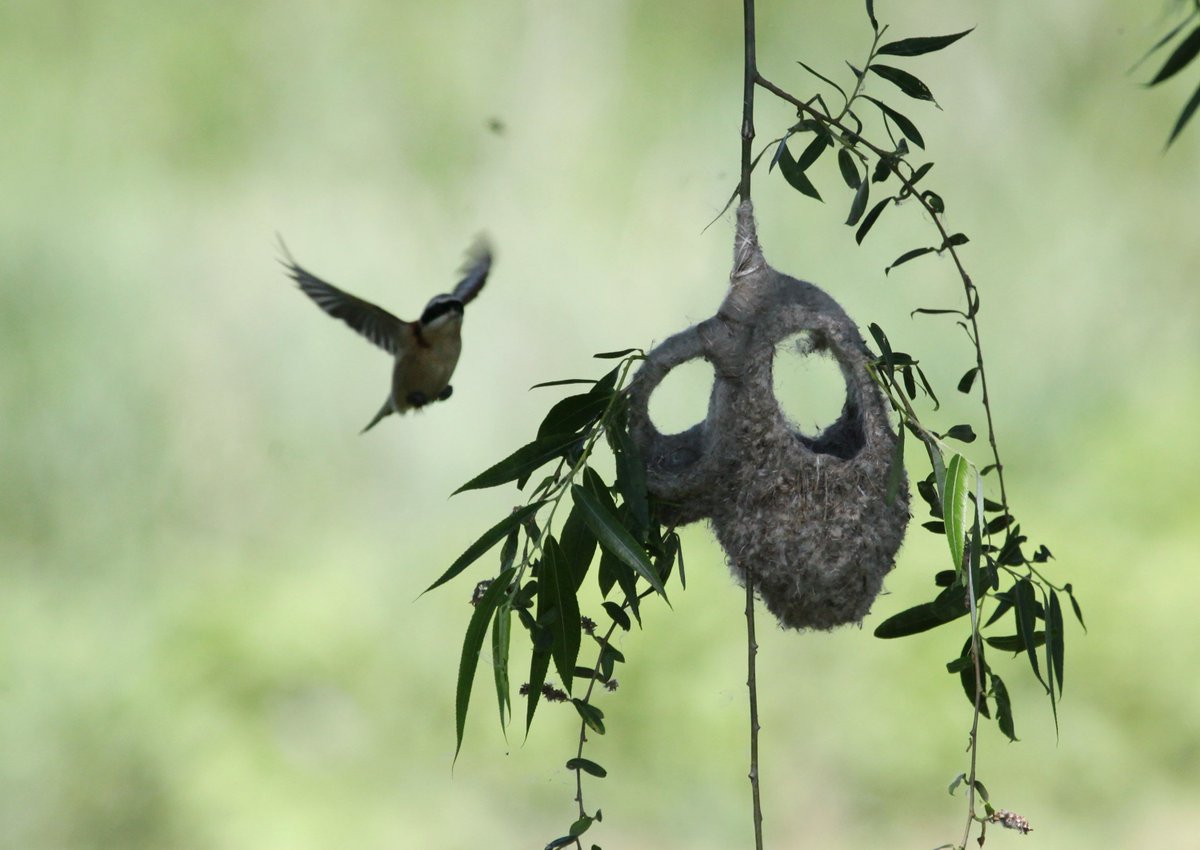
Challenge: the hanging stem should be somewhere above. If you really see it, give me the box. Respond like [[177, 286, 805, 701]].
[[740, 0, 757, 202], [741, 3, 764, 848]]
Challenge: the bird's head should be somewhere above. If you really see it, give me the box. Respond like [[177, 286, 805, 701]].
[[419, 294, 466, 330]]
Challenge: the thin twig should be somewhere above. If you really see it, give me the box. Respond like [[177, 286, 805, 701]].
[[741, 1, 765, 847], [740, 0, 757, 202], [746, 575, 765, 850]]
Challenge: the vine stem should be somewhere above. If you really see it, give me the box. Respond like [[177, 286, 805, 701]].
[[745, 575, 765, 850], [740, 2, 765, 849]]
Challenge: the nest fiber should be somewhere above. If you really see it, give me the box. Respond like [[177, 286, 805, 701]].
[[627, 201, 910, 630]]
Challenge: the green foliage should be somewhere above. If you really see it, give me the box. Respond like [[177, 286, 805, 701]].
[[433, 350, 680, 847], [1136, 4, 1200, 144]]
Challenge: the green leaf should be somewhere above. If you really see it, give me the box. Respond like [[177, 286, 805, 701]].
[[1013, 579, 1046, 689], [985, 632, 1045, 653], [455, 568, 515, 760], [885, 246, 934, 274], [957, 367, 979, 394], [869, 64, 936, 102], [602, 600, 631, 631], [454, 433, 579, 494], [537, 391, 611, 441], [797, 61, 848, 102], [775, 138, 824, 201], [539, 537, 582, 695], [992, 673, 1017, 740], [560, 500, 598, 591], [609, 424, 650, 539], [566, 757, 608, 778], [569, 816, 594, 837], [837, 148, 861, 189], [525, 627, 552, 732], [948, 773, 965, 795], [571, 484, 667, 600], [1064, 583, 1087, 632], [544, 836, 575, 850], [491, 604, 512, 729], [873, 585, 968, 638], [865, 0, 877, 31], [943, 453, 972, 571], [867, 321, 894, 377], [943, 232, 969, 249], [425, 502, 544, 594], [797, 130, 833, 170], [1048, 590, 1065, 694], [530, 378, 596, 390], [945, 424, 977, 443], [877, 28, 974, 57], [593, 348, 639, 359], [855, 197, 890, 244], [1167, 80, 1200, 146], [1149, 25, 1200, 85], [865, 96, 925, 149], [923, 190, 945, 213], [572, 698, 606, 734], [846, 173, 870, 226], [955, 636, 989, 717], [885, 425, 906, 505]]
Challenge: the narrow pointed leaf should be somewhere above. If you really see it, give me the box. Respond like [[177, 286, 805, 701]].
[[798, 131, 833, 171], [776, 139, 824, 201], [1065, 583, 1087, 632], [1149, 25, 1200, 85], [797, 60, 848, 102], [945, 424, 977, 443], [572, 698, 606, 734], [856, 197, 891, 244], [1013, 579, 1046, 688], [1132, 13, 1199, 72], [1048, 590, 1065, 694], [885, 424, 906, 504], [838, 148, 861, 189], [530, 378, 596, 390], [602, 600, 631, 631], [456, 568, 515, 760], [878, 28, 974, 57], [425, 502, 544, 593], [957, 367, 979, 394], [869, 64, 936, 102], [873, 585, 968, 637], [610, 424, 650, 539], [525, 629, 552, 732], [1167, 81, 1200, 146], [846, 174, 871, 226], [537, 391, 611, 441], [571, 484, 667, 599], [943, 453, 972, 571], [593, 348, 639, 359], [992, 673, 1017, 740], [491, 604, 512, 728], [866, 0, 878, 31], [454, 434, 579, 494], [885, 246, 934, 274], [539, 537, 582, 694], [566, 757, 608, 778], [865, 96, 926, 148]]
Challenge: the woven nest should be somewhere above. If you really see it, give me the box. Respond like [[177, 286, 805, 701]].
[[627, 201, 910, 630]]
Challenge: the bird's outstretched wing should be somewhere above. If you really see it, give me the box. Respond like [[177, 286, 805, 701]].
[[450, 237, 493, 305], [279, 240, 409, 356]]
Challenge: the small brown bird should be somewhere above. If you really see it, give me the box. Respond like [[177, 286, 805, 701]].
[[281, 238, 492, 433]]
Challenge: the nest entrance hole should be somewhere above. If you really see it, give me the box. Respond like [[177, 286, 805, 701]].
[[646, 356, 715, 436], [773, 330, 846, 438]]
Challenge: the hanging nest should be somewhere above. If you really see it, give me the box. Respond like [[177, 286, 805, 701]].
[[627, 201, 910, 630]]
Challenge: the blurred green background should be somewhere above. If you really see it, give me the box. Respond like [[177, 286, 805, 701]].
[[3, 0, 1198, 847]]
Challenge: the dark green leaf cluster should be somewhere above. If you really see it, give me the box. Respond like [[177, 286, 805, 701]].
[[1136, 4, 1200, 145], [768, 17, 970, 252], [864, 334, 1078, 743], [430, 349, 684, 848]]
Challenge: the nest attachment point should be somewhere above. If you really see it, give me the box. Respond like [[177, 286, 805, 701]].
[[627, 201, 910, 631]]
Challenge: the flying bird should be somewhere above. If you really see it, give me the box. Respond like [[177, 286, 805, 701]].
[[281, 238, 493, 433]]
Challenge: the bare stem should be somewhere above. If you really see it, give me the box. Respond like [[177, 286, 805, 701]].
[[746, 574, 765, 850], [740, 0, 757, 202]]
